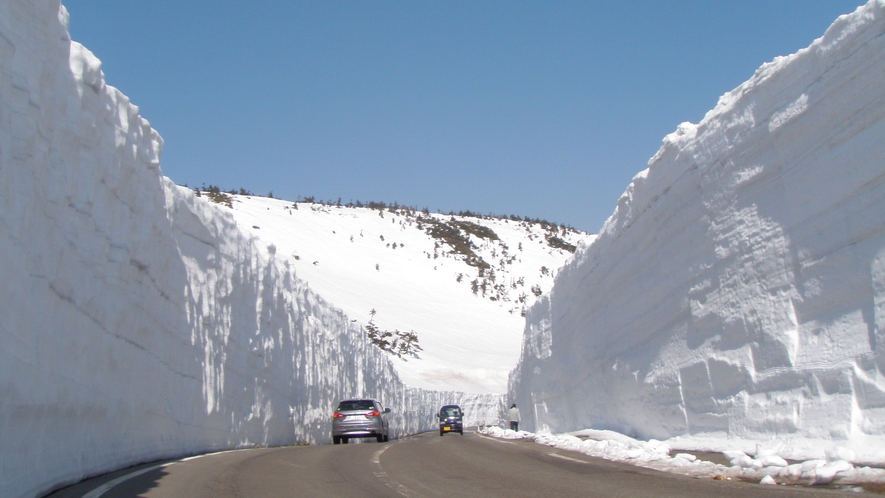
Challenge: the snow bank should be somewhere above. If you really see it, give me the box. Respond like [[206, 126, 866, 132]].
[[479, 427, 885, 486], [0, 2, 502, 497], [510, 0, 885, 465]]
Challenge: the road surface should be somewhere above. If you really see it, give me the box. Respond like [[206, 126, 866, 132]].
[[47, 430, 846, 497]]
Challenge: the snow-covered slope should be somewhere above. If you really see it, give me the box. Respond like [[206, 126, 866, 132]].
[[0, 3, 501, 497], [510, 0, 885, 464], [219, 196, 592, 393]]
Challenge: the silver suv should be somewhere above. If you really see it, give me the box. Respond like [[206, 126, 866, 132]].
[[332, 398, 391, 444]]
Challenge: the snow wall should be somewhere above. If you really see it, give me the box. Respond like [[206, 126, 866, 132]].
[[510, 0, 885, 461], [0, 2, 504, 497]]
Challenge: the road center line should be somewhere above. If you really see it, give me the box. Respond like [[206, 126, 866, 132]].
[[371, 443, 425, 498]]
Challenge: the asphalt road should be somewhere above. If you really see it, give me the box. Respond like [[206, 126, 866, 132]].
[[47, 430, 848, 498]]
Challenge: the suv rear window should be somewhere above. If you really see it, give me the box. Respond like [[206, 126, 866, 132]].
[[337, 400, 376, 411]]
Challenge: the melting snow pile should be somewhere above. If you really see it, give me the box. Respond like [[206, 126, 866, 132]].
[[480, 428, 885, 487], [0, 3, 501, 497], [510, 0, 885, 470]]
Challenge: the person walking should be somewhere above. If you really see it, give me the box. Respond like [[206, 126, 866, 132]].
[[508, 403, 521, 432]]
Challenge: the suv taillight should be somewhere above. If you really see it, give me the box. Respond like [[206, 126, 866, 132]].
[[333, 412, 346, 419], [366, 410, 380, 418]]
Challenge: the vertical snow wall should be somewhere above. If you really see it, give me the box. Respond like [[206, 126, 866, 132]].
[[510, 0, 885, 457], [0, 2, 504, 497]]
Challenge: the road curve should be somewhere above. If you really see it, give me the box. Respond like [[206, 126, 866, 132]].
[[47, 431, 842, 498]]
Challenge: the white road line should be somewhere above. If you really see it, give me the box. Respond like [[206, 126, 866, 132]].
[[548, 452, 590, 464], [371, 444, 389, 464], [473, 432, 516, 444], [82, 449, 245, 497], [82, 463, 170, 498], [371, 443, 425, 498]]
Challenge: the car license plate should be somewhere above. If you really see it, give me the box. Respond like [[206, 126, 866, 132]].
[[444, 427, 451, 431]]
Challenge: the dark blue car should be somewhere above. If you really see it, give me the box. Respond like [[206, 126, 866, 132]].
[[438, 404, 463, 436]]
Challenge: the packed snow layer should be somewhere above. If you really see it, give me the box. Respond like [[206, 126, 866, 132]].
[[222, 196, 592, 394], [0, 2, 502, 497], [510, 0, 885, 465]]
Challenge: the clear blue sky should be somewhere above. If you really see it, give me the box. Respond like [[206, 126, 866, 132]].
[[63, 0, 863, 233]]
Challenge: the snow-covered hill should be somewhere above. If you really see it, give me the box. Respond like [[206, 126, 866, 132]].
[[212, 194, 592, 393], [510, 0, 885, 466]]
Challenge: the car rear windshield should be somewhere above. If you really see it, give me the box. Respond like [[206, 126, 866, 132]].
[[442, 407, 461, 416], [337, 400, 376, 411]]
